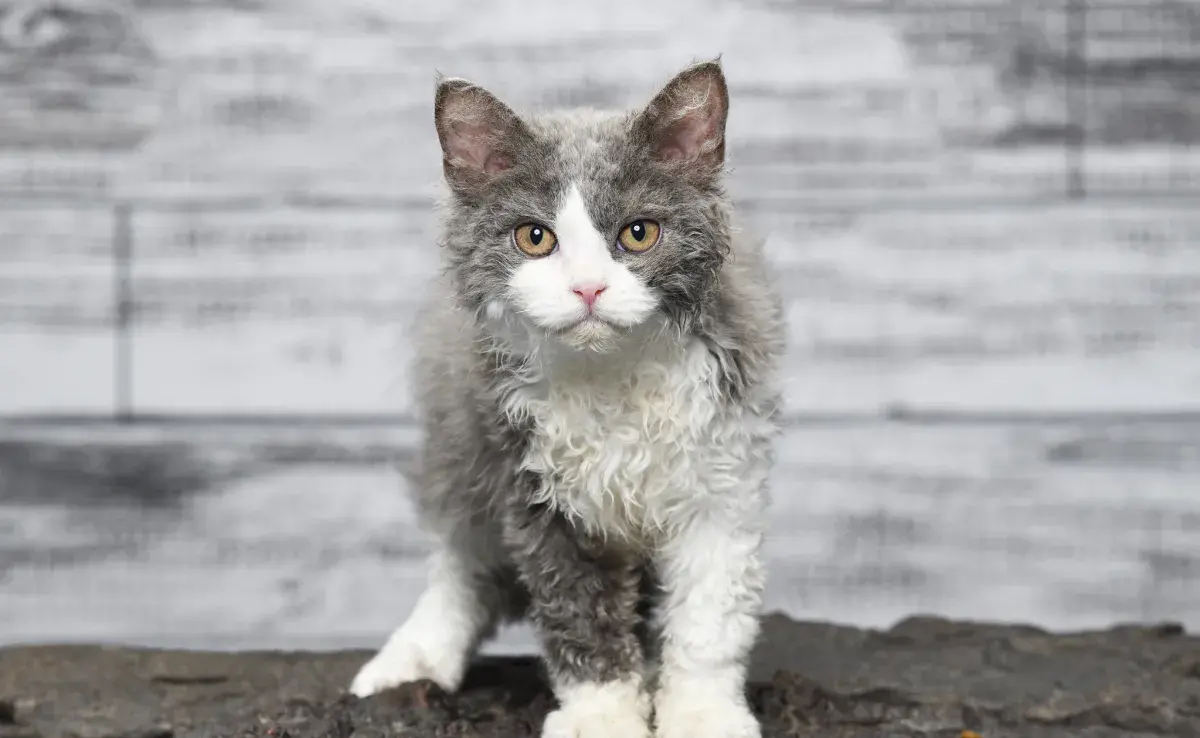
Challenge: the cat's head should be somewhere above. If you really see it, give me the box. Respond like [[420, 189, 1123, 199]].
[[434, 60, 733, 353]]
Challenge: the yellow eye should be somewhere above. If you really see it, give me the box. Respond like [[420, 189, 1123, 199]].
[[617, 220, 660, 253], [513, 223, 558, 257]]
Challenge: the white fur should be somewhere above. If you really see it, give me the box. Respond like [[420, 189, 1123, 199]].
[[349, 548, 493, 697], [505, 328, 774, 546], [653, 521, 765, 738], [654, 684, 761, 738], [543, 677, 651, 738], [508, 183, 658, 334]]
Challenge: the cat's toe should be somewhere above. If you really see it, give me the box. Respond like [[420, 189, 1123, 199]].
[[654, 693, 760, 738], [348, 635, 465, 697]]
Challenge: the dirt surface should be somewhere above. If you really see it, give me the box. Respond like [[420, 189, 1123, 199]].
[[2, 614, 1199, 738]]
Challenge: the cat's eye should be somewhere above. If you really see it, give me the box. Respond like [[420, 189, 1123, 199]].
[[616, 220, 660, 253], [513, 223, 558, 257]]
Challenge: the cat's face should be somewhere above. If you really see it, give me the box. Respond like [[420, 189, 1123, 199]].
[[434, 61, 733, 353]]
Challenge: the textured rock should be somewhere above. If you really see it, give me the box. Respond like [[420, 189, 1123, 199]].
[[1, 614, 1199, 737]]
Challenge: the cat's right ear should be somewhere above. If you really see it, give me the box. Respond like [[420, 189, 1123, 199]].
[[434, 76, 528, 197], [632, 59, 729, 186]]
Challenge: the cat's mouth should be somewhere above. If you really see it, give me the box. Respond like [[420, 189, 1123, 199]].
[[554, 313, 629, 333], [551, 314, 631, 351]]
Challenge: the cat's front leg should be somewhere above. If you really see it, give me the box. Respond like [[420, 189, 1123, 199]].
[[349, 521, 521, 697], [652, 505, 766, 738], [504, 497, 650, 738]]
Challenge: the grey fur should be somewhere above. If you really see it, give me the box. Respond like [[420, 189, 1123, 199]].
[[503, 486, 647, 685], [406, 59, 785, 692]]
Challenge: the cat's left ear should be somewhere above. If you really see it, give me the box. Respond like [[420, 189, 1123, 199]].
[[633, 59, 729, 183], [434, 75, 530, 197]]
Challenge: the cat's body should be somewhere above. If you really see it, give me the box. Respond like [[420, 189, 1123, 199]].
[[351, 61, 785, 738]]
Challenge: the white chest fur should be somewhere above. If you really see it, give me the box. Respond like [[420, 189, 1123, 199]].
[[507, 335, 775, 545]]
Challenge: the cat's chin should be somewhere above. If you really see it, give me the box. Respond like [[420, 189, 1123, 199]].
[[550, 316, 628, 354]]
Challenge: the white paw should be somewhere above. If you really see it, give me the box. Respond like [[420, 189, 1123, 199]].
[[542, 679, 650, 738], [542, 702, 651, 738], [348, 631, 467, 698], [654, 693, 760, 738]]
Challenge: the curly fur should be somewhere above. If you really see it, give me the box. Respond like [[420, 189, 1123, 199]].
[[351, 59, 785, 738]]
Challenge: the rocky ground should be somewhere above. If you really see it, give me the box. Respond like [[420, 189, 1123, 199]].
[[2, 614, 1199, 738]]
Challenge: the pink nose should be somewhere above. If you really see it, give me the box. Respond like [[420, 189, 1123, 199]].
[[572, 284, 607, 310]]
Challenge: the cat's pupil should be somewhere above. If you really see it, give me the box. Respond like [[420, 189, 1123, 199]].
[[529, 227, 543, 245], [630, 222, 645, 240]]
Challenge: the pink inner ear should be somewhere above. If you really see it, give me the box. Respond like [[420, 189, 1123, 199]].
[[659, 141, 688, 162], [483, 153, 511, 175], [657, 92, 724, 162], [447, 119, 510, 174]]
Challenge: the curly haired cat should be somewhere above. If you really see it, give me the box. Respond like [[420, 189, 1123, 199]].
[[350, 59, 784, 738]]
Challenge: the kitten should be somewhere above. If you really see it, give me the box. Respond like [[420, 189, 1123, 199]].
[[350, 59, 784, 738]]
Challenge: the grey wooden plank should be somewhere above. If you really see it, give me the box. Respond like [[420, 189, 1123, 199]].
[[0, 418, 1194, 644]]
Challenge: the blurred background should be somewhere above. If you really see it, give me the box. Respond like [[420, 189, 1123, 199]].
[[0, 0, 1198, 651]]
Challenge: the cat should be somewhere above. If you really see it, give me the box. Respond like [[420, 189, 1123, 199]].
[[349, 59, 785, 738]]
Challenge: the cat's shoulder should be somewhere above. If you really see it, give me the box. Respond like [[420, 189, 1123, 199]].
[[410, 275, 485, 381], [716, 225, 787, 344]]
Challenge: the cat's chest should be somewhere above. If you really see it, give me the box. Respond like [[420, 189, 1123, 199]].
[[511, 339, 733, 542]]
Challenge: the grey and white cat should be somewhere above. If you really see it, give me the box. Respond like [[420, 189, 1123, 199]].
[[350, 59, 785, 738]]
